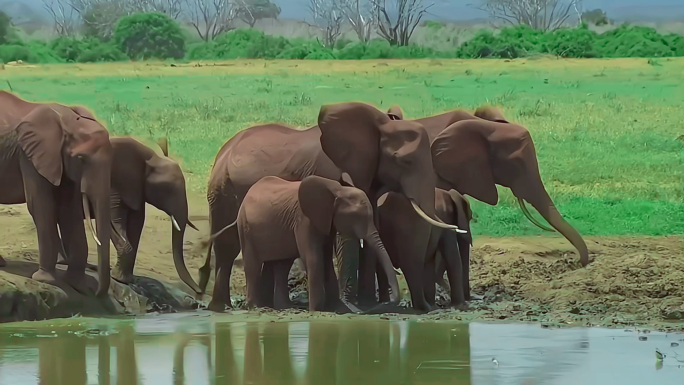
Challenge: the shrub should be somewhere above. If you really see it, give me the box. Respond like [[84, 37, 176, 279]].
[[113, 12, 185, 60]]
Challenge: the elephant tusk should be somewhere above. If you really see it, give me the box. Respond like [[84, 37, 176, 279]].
[[82, 194, 101, 246], [410, 200, 468, 233], [171, 216, 181, 231], [359, 239, 364, 248], [187, 219, 199, 231]]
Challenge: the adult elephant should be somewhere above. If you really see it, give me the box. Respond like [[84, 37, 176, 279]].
[[390, 104, 588, 267], [64, 136, 202, 293], [200, 101, 462, 312], [0, 91, 112, 296]]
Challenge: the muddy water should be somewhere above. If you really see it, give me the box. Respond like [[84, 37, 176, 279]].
[[0, 313, 681, 384]]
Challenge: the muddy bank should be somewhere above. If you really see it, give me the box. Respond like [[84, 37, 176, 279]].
[[2, 201, 684, 330], [224, 235, 684, 332], [0, 262, 199, 323]]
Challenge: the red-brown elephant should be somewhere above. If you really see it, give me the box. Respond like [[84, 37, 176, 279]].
[[200, 102, 462, 312], [0, 91, 112, 296], [221, 176, 400, 312]]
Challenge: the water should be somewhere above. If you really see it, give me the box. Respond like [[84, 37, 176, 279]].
[[0, 312, 682, 384]]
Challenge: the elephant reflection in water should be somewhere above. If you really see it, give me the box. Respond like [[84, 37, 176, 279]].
[[336, 320, 402, 384], [172, 331, 212, 385], [38, 331, 87, 385], [37, 324, 140, 385]]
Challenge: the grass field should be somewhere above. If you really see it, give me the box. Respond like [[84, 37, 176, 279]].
[[1, 58, 682, 237]]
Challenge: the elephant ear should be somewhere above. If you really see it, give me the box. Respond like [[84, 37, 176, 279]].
[[387, 105, 404, 120], [474, 106, 509, 123], [299, 176, 340, 234], [15, 105, 65, 186], [318, 102, 386, 192], [110, 137, 145, 210], [431, 121, 499, 205]]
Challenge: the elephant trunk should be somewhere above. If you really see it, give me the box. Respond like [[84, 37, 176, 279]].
[[171, 214, 202, 294], [364, 230, 400, 304], [515, 178, 589, 266], [83, 163, 112, 297]]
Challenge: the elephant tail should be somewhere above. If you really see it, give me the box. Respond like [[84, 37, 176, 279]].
[[197, 217, 238, 296], [517, 197, 555, 232]]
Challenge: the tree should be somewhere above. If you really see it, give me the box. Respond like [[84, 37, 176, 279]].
[[371, 0, 432, 46], [69, 0, 184, 40], [339, 0, 374, 42], [0, 11, 11, 45], [185, 0, 238, 41], [234, 0, 281, 28], [113, 12, 185, 59], [581, 8, 609, 26], [307, 0, 344, 48], [41, 0, 79, 36], [475, 0, 583, 31]]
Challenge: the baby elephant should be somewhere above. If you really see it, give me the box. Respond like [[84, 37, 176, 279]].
[[229, 175, 400, 312]]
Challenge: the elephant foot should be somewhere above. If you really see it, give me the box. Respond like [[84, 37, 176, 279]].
[[0, 255, 6, 267], [32, 269, 60, 286], [207, 299, 228, 313], [63, 271, 95, 296], [448, 302, 469, 311], [327, 298, 359, 314], [112, 265, 134, 285]]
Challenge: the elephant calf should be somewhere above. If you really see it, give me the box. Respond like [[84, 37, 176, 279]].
[[216, 175, 400, 312], [377, 188, 472, 308], [59, 136, 201, 294]]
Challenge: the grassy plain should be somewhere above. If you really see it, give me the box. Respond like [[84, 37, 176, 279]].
[[1, 58, 682, 237]]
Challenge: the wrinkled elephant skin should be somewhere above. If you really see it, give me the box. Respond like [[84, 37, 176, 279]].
[[0, 91, 112, 297]]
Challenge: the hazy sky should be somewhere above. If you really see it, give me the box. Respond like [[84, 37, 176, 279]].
[[11, 0, 684, 21]]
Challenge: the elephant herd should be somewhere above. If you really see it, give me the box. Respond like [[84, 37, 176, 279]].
[[0, 90, 589, 315]]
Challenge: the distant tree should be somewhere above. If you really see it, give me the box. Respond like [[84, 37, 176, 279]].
[[113, 12, 185, 59], [0, 11, 11, 44], [475, 0, 583, 31], [581, 8, 609, 26], [234, 0, 281, 28], [41, 0, 79, 36], [307, 0, 344, 48], [339, 0, 374, 42], [70, 0, 184, 41], [371, 0, 432, 46], [184, 0, 237, 41]]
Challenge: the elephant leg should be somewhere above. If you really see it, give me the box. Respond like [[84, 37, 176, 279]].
[[457, 236, 472, 301], [434, 253, 449, 292], [439, 230, 465, 306], [20, 155, 60, 284], [55, 180, 90, 292], [376, 258, 390, 303], [242, 237, 262, 309], [207, 194, 240, 312], [423, 253, 437, 307], [259, 262, 275, 308], [110, 193, 133, 283], [295, 229, 326, 312], [357, 244, 379, 308], [112, 205, 145, 283], [323, 240, 350, 313], [273, 259, 295, 310], [333, 234, 359, 304]]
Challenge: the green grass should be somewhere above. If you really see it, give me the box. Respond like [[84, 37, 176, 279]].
[[2, 58, 682, 237]]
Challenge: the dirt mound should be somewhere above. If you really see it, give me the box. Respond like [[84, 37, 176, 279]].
[[449, 235, 684, 329]]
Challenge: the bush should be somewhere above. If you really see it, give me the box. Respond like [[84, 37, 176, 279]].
[[113, 12, 185, 60], [1, 18, 683, 63]]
